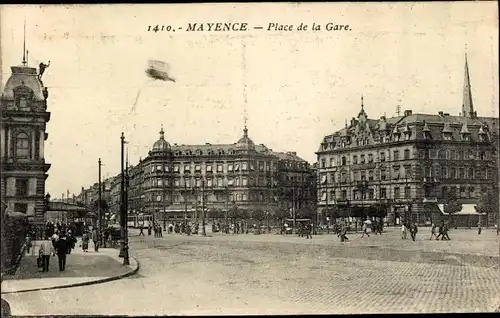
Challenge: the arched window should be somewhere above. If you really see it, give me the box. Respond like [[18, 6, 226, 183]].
[[15, 132, 30, 159]]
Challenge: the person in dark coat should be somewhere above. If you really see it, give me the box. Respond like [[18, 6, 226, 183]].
[[55, 234, 71, 271]]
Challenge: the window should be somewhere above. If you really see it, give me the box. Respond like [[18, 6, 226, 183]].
[[321, 192, 327, 201], [184, 164, 190, 172], [380, 188, 387, 199], [206, 164, 212, 172], [217, 164, 223, 172], [368, 153, 373, 163], [321, 174, 327, 184], [259, 162, 265, 171], [341, 190, 347, 200], [228, 163, 234, 172], [217, 178, 223, 187], [394, 187, 400, 199], [330, 172, 335, 183], [353, 171, 359, 181], [353, 155, 358, 164], [185, 179, 191, 187], [341, 172, 347, 183], [14, 203, 28, 213], [242, 177, 248, 186], [380, 169, 386, 181], [468, 168, 474, 179], [360, 171, 366, 181], [341, 156, 346, 165], [174, 179, 180, 187], [15, 179, 28, 196], [242, 162, 248, 171], [196, 179, 201, 187], [360, 154, 365, 164], [404, 149, 410, 160], [425, 167, 432, 178], [15, 132, 30, 159], [174, 165, 180, 173], [195, 165, 201, 172], [393, 167, 400, 179], [441, 167, 448, 178], [460, 186, 466, 198], [459, 168, 465, 179], [450, 167, 456, 179], [164, 164, 170, 172], [234, 164, 240, 171], [368, 189, 374, 199], [368, 170, 374, 181], [393, 150, 399, 161], [228, 178, 234, 186], [404, 186, 411, 198], [321, 159, 326, 168], [380, 152, 386, 161], [156, 195, 162, 202], [207, 179, 213, 187], [330, 158, 335, 167]]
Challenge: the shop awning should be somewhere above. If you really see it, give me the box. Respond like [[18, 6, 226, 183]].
[[437, 204, 486, 216]]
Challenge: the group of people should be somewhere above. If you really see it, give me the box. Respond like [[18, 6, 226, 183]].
[[39, 228, 77, 272], [429, 223, 451, 240]]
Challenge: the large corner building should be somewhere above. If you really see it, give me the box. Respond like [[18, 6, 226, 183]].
[[316, 54, 499, 226]]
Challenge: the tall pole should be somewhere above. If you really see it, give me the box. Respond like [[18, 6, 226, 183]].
[[119, 132, 130, 265], [201, 179, 206, 236], [98, 158, 102, 237], [184, 183, 188, 220]]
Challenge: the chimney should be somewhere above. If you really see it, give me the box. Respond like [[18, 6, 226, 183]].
[[380, 116, 386, 120], [443, 113, 450, 116], [205, 143, 211, 145], [404, 110, 412, 116], [438, 111, 444, 116]]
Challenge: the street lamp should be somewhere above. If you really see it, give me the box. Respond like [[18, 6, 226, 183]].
[[201, 178, 206, 236], [119, 132, 130, 265]]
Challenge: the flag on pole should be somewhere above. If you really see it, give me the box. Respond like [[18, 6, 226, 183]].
[[145, 59, 175, 82]]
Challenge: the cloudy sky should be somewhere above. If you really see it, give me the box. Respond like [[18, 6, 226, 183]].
[[1, 2, 498, 198]]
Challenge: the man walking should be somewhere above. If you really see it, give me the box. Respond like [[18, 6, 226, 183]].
[[410, 223, 418, 241], [54, 233, 71, 272], [92, 228, 100, 252], [139, 224, 145, 236], [361, 221, 370, 238], [39, 235, 55, 272]]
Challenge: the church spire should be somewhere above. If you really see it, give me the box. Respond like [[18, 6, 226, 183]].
[[462, 46, 474, 118], [22, 20, 27, 66]]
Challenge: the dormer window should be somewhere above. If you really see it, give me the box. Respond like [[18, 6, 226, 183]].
[[218, 149, 224, 155], [15, 132, 30, 159], [461, 133, 471, 142], [228, 149, 235, 155], [196, 149, 203, 156]]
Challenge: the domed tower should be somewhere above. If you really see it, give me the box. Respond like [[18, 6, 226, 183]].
[[145, 126, 173, 218], [0, 39, 51, 225], [235, 126, 256, 153]]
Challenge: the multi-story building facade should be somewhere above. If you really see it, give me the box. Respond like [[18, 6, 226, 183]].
[[1, 56, 51, 225], [79, 126, 314, 223], [316, 55, 499, 226]]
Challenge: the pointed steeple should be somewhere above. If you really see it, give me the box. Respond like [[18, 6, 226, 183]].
[[462, 47, 474, 118], [22, 20, 27, 66]]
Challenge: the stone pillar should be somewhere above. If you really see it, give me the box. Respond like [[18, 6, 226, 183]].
[[6, 127, 11, 158], [39, 130, 44, 159], [31, 131, 36, 159]]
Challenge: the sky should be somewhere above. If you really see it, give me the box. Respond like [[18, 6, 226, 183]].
[[1, 2, 498, 199]]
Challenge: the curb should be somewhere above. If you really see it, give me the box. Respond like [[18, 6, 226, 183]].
[[1, 257, 140, 295]]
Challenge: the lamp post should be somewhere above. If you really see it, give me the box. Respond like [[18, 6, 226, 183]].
[[119, 132, 130, 265], [201, 179, 206, 236], [98, 158, 102, 243]]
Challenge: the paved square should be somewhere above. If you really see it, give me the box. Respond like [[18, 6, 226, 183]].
[[3, 228, 499, 315]]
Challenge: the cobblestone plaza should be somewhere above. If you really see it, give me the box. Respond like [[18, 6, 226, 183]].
[[3, 228, 499, 315]]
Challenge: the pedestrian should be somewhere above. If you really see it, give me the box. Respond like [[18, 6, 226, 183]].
[[496, 224, 499, 236], [339, 223, 349, 242], [54, 233, 70, 272], [361, 221, 370, 238], [410, 223, 418, 241], [66, 230, 77, 254], [92, 228, 99, 252], [442, 223, 451, 240], [306, 223, 313, 239], [148, 224, 152, 236], [477, 222, 482, 235], [159, 224, 163, 237], [436, 223, 444, 240], [154, 224, 158, 237], [429, 223, 438, 240], [82, 232, 90, 252], [25, 232, 32, 255], [38, 235, 55, 272], [139, 224, 145, 236], [401, 223, 407, 240]]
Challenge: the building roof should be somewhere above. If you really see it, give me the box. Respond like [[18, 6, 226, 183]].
[[1, 66, 45, 101], [151, 127, 171, 152]]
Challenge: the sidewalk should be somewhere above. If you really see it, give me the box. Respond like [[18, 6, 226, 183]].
[[1, 238, 138, 294]]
